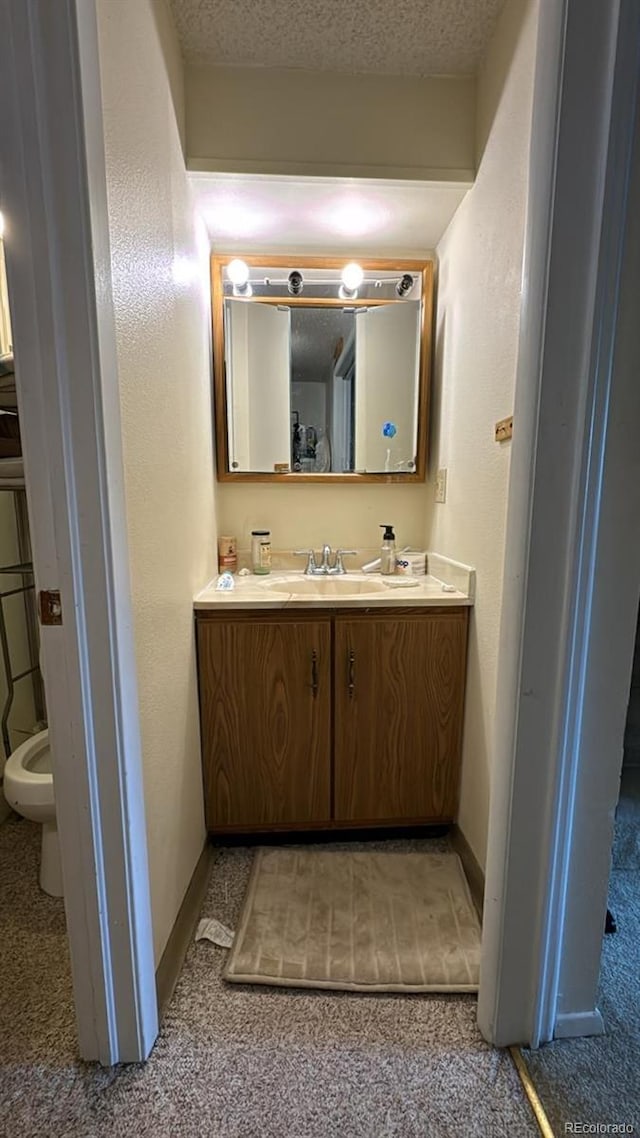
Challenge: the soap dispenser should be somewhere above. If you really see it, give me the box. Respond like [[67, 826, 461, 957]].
[[379, 524, 396, 576]]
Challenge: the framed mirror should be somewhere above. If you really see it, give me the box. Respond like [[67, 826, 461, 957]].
[[211, 255, 433, 482]]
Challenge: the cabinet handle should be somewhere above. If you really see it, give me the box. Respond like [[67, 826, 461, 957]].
[[348, 649, 355, 699], [311, 649, 318, 698]]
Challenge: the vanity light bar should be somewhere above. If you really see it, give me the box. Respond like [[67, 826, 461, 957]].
[[225, 272, 416, 289], [224, 260, 417, 300]]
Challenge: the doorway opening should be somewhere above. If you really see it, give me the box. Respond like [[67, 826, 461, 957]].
[[0, 215, 76, 1073]]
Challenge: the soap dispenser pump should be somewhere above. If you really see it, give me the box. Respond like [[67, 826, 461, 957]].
[[379, 524, 396, 576]]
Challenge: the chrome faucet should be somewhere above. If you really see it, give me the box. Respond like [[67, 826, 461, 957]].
[[294, 545, 357, 575], [330, 548, 358, 575]]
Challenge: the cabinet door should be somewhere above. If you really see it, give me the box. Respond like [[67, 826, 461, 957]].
[[197, 618, 331, 829], [334, 612, 468, 823]]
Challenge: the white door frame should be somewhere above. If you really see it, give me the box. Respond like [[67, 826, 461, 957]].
[[549, 8, 640, 1039], [0, 0, 158, 1062], [479, 0, 640, 1047]]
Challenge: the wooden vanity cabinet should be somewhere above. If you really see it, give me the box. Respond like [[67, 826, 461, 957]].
[[196, 607, 468, 833], [333, 611, 468, 825], [196, 615, 332, 828]]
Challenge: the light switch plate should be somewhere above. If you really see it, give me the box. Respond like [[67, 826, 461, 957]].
[[435, 468, 447, 503]]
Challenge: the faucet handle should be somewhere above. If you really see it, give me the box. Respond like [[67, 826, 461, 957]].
[[293, 549, 317, 575], [333, 549, 358, 574]]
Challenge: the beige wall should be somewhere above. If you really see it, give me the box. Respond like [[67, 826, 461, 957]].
[[427, 0, 539, 868], [186, 65, 476, 182], [216, 482, 429, 555], [96, 0, 217, 963]]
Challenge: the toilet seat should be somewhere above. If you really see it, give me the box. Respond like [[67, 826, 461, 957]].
[[3, 730, 62, 897], [3, 730, 53, 818]]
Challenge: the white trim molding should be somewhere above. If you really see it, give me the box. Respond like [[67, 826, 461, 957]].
[[554, 1011, 605, 1042], [0, 0, 158, 1062], [479, 0, 640, 1049], [551, 1, 640, 1037]]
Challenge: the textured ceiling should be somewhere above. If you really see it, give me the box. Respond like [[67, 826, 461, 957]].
[[169, 0, 506, 76]]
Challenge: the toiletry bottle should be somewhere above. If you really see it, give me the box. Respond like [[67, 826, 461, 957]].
[[251, 529, 271, 575], [379, 524, 396, 576], [217, 535, 237, 574]]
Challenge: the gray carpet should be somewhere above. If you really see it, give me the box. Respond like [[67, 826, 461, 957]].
[[522, 764, 640, 1134], [0, 821, 538, 1137], [226, 847, 481, 992], [612, 766, 640, 870]]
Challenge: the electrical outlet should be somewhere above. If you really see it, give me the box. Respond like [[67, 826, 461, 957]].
[[435, 468, 447, 503]]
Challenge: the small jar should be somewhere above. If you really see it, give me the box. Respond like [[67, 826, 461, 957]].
[[217, 535, 237, 574], [251, 530, 271, 575]]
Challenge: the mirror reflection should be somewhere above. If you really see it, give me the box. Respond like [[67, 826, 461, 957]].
[[214, 259, 432, 480]]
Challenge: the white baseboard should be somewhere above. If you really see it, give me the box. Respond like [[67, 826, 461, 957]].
[[554, 1008, 605, 1039]]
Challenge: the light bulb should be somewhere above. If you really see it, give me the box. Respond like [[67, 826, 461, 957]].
[[341, 262, 364, 292], [226, 258, 250, 287]]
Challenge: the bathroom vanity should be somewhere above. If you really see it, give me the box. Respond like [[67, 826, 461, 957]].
[[194, 567, 473, 834], [200, 253, 472, 834]]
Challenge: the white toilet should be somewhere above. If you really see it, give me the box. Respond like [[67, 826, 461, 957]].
[[3, 729, 63, 897]]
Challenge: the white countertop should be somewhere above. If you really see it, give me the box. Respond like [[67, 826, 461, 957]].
[[194, 570, 473, 611]]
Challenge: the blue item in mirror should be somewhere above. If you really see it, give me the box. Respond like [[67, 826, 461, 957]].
[[382, 421, 397, 438]]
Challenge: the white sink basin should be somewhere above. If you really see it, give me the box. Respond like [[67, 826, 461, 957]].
[[264, 576, 388, 597]]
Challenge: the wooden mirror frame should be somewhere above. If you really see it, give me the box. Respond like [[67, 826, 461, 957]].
[[211, 254, 434, 483]]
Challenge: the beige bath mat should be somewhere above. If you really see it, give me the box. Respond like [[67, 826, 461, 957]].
[[224, 847, 481, 992]]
